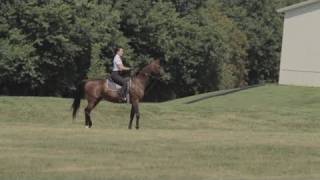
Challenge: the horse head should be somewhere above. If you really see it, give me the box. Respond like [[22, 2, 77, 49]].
[[148, 59, 164, 78]]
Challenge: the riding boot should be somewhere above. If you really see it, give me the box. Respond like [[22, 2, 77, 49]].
[[121, 82, 128, 101]]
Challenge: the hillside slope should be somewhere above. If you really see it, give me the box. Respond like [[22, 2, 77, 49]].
[[0, 84, 320, 180]]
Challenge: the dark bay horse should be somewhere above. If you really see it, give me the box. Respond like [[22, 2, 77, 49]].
[[72, 59, 162, 129]]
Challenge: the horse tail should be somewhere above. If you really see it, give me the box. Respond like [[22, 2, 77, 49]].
[[72, 81, 85, 119]]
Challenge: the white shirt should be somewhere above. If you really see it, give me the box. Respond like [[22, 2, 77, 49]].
[[113, 54, 123, 71]]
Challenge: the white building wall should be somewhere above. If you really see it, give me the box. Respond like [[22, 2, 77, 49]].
[[279, 2, 320, 86]]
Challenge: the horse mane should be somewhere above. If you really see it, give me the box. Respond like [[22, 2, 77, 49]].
[[134, 61, 154, 76]]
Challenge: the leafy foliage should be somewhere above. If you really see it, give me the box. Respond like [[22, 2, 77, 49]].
[[0, 0, 303, 99]]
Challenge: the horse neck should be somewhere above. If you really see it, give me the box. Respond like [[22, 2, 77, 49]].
[[134, 70, 151, 90]]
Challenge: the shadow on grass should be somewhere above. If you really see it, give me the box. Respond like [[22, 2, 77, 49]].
[[185, 84, 266, 104]]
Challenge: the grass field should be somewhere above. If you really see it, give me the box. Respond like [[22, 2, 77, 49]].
[[1, 84, 320, 180]]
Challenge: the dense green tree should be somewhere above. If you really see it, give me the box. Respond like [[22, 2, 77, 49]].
[[188, 2, 248, 90], [0, 0, 306, 99], [0, 0, 129, 96], [114, 0, 247, 97], [218, 0, 305, 84]]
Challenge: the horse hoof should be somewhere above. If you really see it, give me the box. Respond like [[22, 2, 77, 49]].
[[85, 126, 90, 129], [136, 127, 139, 130]]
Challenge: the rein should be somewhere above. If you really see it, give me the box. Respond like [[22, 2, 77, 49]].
[[130, 70, 162, 95], [141, 72, 161, 80], [130, 62, 163, 94]]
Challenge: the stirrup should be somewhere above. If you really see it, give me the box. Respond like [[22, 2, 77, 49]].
[[119, 94, 129, 103]]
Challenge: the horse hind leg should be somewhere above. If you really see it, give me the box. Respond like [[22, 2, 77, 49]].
[[84, 98, 101, 128], [84, 107, 92, 128]]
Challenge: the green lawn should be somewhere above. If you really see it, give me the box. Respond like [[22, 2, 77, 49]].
[[1, 84, 320, 180]]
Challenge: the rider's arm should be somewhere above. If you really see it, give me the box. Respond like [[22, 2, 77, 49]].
[[115, 55, 130, 71], [117, 64, 130, 71]]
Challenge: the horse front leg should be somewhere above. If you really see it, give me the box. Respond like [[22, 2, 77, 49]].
[[134, 103, 140, 129], [128, 104, 135, 129]]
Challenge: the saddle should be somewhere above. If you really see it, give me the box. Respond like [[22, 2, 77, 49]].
[[106, 77, 131, 103], [106, 78, 123, 91]]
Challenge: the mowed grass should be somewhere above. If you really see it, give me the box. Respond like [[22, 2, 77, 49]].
[[1, 84, 320, 180]]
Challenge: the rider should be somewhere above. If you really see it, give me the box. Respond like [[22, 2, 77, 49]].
[[111, 47, 130, 101]]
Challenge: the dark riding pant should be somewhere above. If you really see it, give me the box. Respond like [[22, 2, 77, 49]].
[[111, 71, 128, 98]]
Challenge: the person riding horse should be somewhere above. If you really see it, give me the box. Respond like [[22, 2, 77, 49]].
[[72, 59, 162, 129], [110, 47, 130, 101]]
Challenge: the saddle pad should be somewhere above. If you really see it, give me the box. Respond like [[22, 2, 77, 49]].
[[106, 79, 122, 91]]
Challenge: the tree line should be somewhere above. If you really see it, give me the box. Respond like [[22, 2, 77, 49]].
[[0, 0, 303, 100]]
